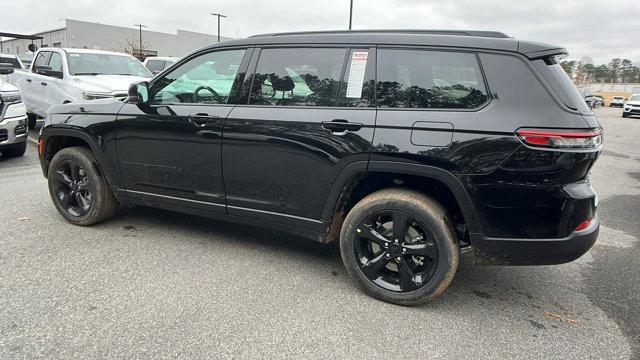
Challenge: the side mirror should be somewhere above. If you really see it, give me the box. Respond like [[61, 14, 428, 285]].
[[0, 63, 14, 75], [128, 81, 149, 103]]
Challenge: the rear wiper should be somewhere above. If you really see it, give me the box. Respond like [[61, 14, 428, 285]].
[[73, 72, 101, 75]]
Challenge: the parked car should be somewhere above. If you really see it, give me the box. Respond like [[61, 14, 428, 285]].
[[143, 56, 179, 75], [622, 94, 640, 118], [38, 30, 602, 305], [0, 54, 24, 70], [0, 64, 28, 158], [610, 96, 625, 107], [9, 48, 152, 129], [585, 95, 603, 107]]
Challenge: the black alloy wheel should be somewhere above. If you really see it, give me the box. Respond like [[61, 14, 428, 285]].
[[355, 210, 438, 292], [50, 159, 94, 217], [340, 189, 459, 306], [47, 147, 119, 226]]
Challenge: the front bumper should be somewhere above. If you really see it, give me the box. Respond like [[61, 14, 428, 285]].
[[471, 213, 599, 265], [0, 115, 28, 147], [623, 107, 640, 115]]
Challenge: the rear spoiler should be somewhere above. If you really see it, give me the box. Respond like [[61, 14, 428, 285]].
[[518, 41, 568, 62]]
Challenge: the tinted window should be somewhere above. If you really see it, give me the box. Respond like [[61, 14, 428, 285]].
[[337, 49, 375, 107], [151, 49, 245, 104], [377, 49, 488, 109], [249, 48, 346, 107], [48, 52, 63, 73], [0, 56, 21, 69], [146, 60, 165, 73]]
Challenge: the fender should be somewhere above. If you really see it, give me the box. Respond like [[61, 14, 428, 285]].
[[321, 160, 483, 235], [40, 126, 124, 198]]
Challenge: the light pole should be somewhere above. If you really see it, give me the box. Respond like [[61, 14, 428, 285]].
[[211, 13, 227, 42], [134, 24, 146, 59], [348, 0, 353, 30]]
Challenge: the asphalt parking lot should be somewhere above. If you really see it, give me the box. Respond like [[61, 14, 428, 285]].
[[0, 107, 638, 359]]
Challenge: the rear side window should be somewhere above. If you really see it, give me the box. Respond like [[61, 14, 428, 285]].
[[541, 62, 591, 113], [249, 48, 346, 107], [377, 49, 488, 109]]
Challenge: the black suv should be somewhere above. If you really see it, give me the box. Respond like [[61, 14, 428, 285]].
[[38, 30, 602, 305]]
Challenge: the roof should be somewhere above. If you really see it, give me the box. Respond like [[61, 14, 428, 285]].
[[39, 48, 138, 57], [203, 30, 564, 58]]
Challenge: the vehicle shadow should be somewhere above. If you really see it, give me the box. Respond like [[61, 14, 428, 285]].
[[100, 205, 580, 315]]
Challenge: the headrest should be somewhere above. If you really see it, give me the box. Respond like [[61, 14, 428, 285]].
[[269, 74, 295, 92]]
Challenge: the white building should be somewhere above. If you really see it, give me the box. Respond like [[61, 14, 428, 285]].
[[0, 19, 232, 59]]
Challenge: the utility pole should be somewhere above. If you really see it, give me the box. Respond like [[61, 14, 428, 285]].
[[348, 0, 353, 30], [211, 13, 227, 42], [134, 24, 146, 59]]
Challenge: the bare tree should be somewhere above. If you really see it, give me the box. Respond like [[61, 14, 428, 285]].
[[115, 35, 150, 60]]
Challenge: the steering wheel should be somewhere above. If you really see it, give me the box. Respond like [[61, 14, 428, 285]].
[[193, 86, 219, 103]]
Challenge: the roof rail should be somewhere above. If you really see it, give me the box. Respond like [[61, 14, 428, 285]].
[[249, 29, 510, 39]]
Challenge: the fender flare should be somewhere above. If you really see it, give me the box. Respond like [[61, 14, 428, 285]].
[[41, 126, 122, 194], [320, 160, 483, 235]]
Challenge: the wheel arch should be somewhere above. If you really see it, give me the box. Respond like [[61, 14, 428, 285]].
[[322, 161, 483, 242], [41, 127, 120, 195]]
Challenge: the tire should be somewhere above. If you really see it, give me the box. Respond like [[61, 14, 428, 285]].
[[27, 113, 37, 130], [47, 146, 119, 226], [622, 113, 629, 118], [340, 188, 459, 306], [1, 141, 27, 157]]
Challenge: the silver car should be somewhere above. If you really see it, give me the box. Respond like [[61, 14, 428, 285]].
[[0, 64, 28, 157]]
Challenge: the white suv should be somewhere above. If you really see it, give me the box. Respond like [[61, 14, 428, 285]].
[[610, 96, 626, 107], [622, 94, 640, 118], [0, 64, 28, 157]]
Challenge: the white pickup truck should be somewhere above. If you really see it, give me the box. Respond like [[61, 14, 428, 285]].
[[9, 48, 152, 128]]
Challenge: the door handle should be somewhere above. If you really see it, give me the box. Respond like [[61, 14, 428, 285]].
[[188, 113, 220, 127], [26, 79, 32, 83], [41, 82, 47, 86], [321, 119, 363, 135]]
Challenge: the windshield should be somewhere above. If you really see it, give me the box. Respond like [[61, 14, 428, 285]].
[[67, 52, 151, 77], [629, 95, 640, 102]]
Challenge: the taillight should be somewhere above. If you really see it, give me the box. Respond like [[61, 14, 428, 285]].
[[516, 128, 603, 149], [575, 218, 592, 231]]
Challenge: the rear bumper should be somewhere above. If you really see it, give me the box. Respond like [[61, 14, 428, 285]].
[[471, 213, 599, 265]]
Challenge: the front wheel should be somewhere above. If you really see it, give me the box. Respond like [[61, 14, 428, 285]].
[[622, 113, 629, 118], [47, 147, 119, 226], [340, 189, 459, 306]]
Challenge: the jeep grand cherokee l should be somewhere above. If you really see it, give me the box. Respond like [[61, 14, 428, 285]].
[[37, 30, 602, 305]]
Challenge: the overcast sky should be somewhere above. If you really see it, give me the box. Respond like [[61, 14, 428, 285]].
[[1, 0, 638, 64]]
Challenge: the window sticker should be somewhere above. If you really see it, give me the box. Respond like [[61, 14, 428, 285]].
[[345, 51, 368, 98]]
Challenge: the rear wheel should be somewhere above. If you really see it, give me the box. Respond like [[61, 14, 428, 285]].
[[340, 189, 459, 306], [47, 147, 119, 225], [622, 113, 629, 118], [1, 142, 27, 157]]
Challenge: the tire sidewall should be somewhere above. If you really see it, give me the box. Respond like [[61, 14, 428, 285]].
[[340, 192, 458, 305], [47, 148, 109, 225]]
